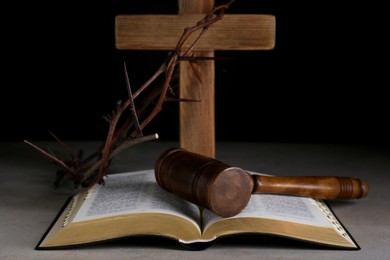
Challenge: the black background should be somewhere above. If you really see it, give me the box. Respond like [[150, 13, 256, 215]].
[[2, 0, 388, 145]]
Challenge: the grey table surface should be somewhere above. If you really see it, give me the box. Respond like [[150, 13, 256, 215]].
[[1, 140, 389, 259]]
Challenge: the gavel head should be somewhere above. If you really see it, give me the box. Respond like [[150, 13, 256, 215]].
[[154, 147, 254, 217]]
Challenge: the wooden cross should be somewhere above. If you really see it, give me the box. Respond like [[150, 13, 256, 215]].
[[115, 0, 275, 158]]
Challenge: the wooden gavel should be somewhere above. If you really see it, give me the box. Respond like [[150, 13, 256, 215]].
[[155, 147, 369, 218]]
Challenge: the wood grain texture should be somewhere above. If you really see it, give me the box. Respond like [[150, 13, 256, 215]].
[[180, 51, 215, 157], [253, 176, 369, 200], [178, 0, 215, 158], [115, 14, 276, 51]]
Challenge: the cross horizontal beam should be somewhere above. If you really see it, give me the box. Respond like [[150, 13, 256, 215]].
[[116, 14, 275, 51]]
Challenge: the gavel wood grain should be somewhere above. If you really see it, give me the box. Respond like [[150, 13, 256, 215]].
[[155, 147, 369, 217]]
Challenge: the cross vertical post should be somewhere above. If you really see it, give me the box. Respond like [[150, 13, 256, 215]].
[[178, 0, 215, 158]]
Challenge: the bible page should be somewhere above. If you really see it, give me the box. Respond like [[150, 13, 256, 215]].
[[203, 194, 333, 229], [72, 170, 200, 226]]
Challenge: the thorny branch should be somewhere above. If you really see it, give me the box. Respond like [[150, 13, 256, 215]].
[[24, 0, 237, 188]]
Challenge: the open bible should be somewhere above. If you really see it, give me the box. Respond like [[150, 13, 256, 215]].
[[36, 170, 360, 250]]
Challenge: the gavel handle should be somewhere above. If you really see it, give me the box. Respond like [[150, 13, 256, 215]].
[[252, 175, 369, 199]]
